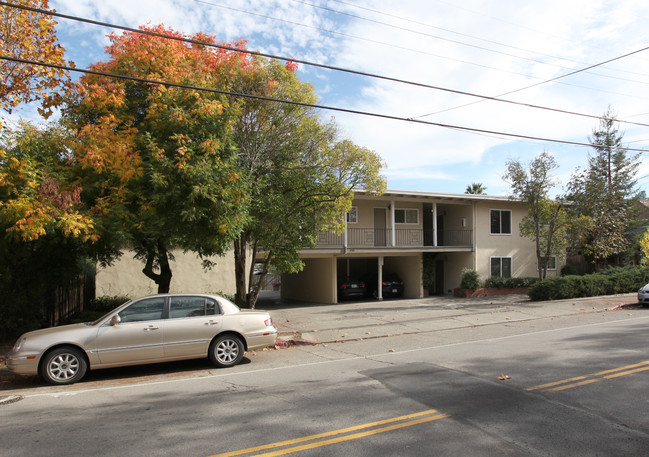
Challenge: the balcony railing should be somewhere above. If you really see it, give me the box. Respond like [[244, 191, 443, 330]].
[[315, 228, 472, 249]]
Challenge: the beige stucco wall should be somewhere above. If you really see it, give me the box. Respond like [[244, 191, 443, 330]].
[[383, 253, 421, 298], [473, 200, 561, 281], [281, 257, 336, 304], [96, 249, 239, 298]]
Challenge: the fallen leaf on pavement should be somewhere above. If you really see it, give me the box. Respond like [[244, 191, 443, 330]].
[[498, 373, 511, 380]]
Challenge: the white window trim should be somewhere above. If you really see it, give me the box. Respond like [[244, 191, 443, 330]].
[[346, 206, 358, 224], [490, 209, 512, 235], [395, 208, 419, 225], [537, 255, 557, 271], [490, 256, 513, 277]]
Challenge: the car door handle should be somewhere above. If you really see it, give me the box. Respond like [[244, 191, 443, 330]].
[[143, 326, 159, 331], [204, 321, 219, 326]]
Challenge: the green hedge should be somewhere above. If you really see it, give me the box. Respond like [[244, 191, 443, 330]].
[[528, 266, 649, 301], [484, 276, 538, 289]]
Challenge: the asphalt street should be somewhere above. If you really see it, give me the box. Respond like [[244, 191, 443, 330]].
[[1, 292, 648, 457]]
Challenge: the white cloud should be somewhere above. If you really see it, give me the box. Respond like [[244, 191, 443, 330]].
[[31, 0, 647, 197]]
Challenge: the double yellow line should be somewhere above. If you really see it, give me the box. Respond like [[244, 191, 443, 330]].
[[212, 360, 649, 456], [526, 360, 649, 392], [209, 409, 448, 457]]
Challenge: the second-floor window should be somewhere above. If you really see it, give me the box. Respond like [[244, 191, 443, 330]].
[[346, 207, 358, 224], [395, 208, 418, 224], [490, 209, 512, 235]]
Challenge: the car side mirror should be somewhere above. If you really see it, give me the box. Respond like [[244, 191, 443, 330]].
[[110, 314, 121, 326]]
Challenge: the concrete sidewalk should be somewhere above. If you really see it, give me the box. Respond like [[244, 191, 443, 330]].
[[257, 291, 642, 345]]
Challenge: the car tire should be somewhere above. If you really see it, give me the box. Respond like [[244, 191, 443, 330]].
[[209, 335, 244, 368], [41, 347, 88, 385]]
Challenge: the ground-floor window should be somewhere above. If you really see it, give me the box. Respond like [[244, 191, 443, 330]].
[[537, 256, 557, 270], [490, 256, 512, 277]]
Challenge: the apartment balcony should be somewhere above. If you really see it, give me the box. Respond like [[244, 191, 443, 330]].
[[314, 228, 473, 250]]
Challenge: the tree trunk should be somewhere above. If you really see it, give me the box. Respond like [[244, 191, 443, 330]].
[[233, 235, 248, 307], [141, 240, 173, 293], [247, 250, 272, 309]]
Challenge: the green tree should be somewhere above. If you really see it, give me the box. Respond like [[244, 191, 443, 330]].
[[465, 182, 486, 194], [230, 59, 386, 308], [566, 108, 641, 269], [63, 25, 250, 293], [0, 122, 98, 339], [504, 152, 571, 280]]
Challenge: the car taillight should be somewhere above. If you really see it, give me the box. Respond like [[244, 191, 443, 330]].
[[340, 284, 347, 289], [264, 318, 273, 326]]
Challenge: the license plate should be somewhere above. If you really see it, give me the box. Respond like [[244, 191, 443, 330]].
[[351, 284, 358, 288], [392, 288, 398, 293]]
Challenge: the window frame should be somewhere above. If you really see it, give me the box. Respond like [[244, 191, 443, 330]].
[[346, 206, 358, 224], [490, 209, 512, 235], [490, 256, 513, 278], [537, 255, 557, 271], [394, 208, 419, 225]]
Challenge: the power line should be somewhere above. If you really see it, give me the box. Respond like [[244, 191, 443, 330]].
[[4, 1, 649, 129], [195, 0, 648, 102], [2, 54, 647, 154], [325, 0, 649, 81], [297, 0, 649, 85]]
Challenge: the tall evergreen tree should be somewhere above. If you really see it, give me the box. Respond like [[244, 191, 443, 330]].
[[566, 107, 641, 269]]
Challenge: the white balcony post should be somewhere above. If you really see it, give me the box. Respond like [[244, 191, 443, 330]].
[[390, 200, 396, 247], [433, 202, 438, 247]]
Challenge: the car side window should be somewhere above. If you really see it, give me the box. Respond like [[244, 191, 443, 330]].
[[118, 297, 165, 323], [169, 297, 220, 318]]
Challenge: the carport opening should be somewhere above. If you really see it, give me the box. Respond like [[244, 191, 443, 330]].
[[336, 258, 404, 301]]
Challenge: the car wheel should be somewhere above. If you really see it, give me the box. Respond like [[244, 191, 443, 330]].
[[209, 335, 244, 368], [41, 347, 88, 385]]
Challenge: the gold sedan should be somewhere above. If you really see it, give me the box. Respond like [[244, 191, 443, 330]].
[[7, 294, 277, 385]]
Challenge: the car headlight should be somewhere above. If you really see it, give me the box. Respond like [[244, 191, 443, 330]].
[[12, 336, 26, 353]]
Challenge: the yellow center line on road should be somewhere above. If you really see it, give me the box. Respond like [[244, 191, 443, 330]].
[[527, 360, 649, 392], [209, 409, 447, 457]]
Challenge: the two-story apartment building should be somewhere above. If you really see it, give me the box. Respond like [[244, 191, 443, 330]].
[[279, 189, 559, 304], [96, 189, 560, 302]]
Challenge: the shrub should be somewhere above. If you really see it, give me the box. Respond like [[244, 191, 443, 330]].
[[89, 295, 131, 312], [560, 264, 579, 276], [460, 269, 481, 291], [529, 266, 649, 301], [484, 276, 538, 289]]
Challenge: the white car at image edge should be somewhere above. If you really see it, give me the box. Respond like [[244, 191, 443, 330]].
[[637, 282, 649, 304]]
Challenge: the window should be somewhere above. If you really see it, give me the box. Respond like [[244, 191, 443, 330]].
[[537, 256, 557, 270], [491, 257, 512, 277], [346, 207, 358, 224], [118, 297, 165, 323], [395, 208, 418, 224], [169, 297, 219, 318], [490, 209, 512, 235]]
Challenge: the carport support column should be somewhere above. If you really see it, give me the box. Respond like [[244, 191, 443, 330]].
[[378, 256, 384, 300]]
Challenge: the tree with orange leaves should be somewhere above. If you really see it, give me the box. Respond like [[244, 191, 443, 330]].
[[63, 25, 250, 293], [0, 0, 71, 122]]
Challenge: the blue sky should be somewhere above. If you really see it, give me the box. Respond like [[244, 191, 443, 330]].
[[9, 0, 649, 196]]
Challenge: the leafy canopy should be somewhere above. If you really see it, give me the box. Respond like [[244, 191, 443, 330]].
[[0, 0, 71, 122], [63, 25, 253, 292]]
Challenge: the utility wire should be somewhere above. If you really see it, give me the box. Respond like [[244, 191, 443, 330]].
[[325, 0, 649, 81], [2, 54, 647, 154], [296, 0, 649, 85], [4, 1, 649, 129], [196, 0, 646, 101]]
